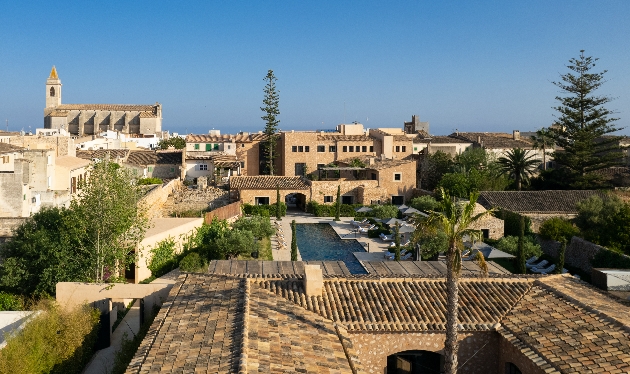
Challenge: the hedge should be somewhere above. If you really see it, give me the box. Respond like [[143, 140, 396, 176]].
[[591, 248, 630, 269], [495, 209, 532, 236], [242, 202, 287, 217], [306, 201, 366, 217]]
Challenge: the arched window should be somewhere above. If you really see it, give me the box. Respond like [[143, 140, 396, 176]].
[[505, 362, 522, 374], [50, 87, 55, 97]]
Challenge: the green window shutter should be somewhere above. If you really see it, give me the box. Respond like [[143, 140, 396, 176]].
[[214, 144, 219, 150], [194, 144, 200, 150], [206, 144, 212, 151]]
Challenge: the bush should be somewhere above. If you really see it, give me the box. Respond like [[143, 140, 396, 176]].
[[242, 202, 287, 217], [591, 248, 630, 269], [409, 196, 439, 212], [305, 201, 364, 217], [0, 300, 100, 374], [147, 238, 178, 278], [495, 209, 532, 237], [0, 292, 23, 311], [137, 177, 163, 185], [539, 217, 580, 242], [495, 235, 542, 260], [370, 205, 399, 219], [231, 216, 274, 239], [179, 252, 207, 272]]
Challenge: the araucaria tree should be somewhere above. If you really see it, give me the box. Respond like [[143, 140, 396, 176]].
[[425, 188, 491, 374], [549, 51, 624, 188], [261, 69, 280, 175], [72, 160, 149, 282]]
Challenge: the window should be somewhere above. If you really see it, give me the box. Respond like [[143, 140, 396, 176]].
[[317, 163, 325, 170], [199, 164, 208, 171], [317, 145, 325, 152], [329, 145, 337, 152], [369, 146, 374, 152], [298, 146, 304, 152], [255, 196, 270, 205], [227, 145, 231, 150], [194, 144, 200, 150], [349, 146, 354, 152], [295, 163, 306, 176], [206, 144, 212, 151], [170, 167, 175, 172], [305, 146, 310, 152], [395, 146, 400, 152], [505, 363, 522, 374], [214, 144, 220, 150], [402, 146, 407, 152], [292, 146, 298, 152], [324, 195, 333, 203], [392, 196, 404, 205], [356, 144, 360, 151], [50, 87, 55, 97], [343, 146, 347, 152], [148, 166, 153, 172], [371, 173, 377, 180], [394, 173, 402, 181], [413, 147, 417, 151], [362, 146, 367, 152], [241, 143, 245, 148], [341, 196, 353, 204], [240, 162, 245, 168]]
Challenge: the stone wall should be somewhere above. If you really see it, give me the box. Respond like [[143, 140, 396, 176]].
[[524, 213, 577, 233], [539, 236, 606, 273], [139, 179, 181, 219], [0, 218, 27, 240], [349, 331, 499, 374], [9, 135, 75, 157], [310, 180, 382, 205]]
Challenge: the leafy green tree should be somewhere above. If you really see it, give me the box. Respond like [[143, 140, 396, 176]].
[[575, 194, 630, 253], [290, 220, 298, 261], [539, 217, 580, 242], [334, 185, 341, 221], [419, 150, 453, 190], [72, 160, 149, 282], [232, 215, 274, 239], [261, 69, 280, 175], [530, 128, 555, 171], [497, 148, 540, 190], [437, 173, 470, 198], [0, 207, 90, 296], [410, 221, 449, 260], [214, 229, 255, 259], [454, 147, 488, 171], [370, 205, 399, 219], [157, 136, 185, 150], [494, 235, 542, 260], [422, 189, 491, 373], [409, 196, 439, 212], [549, 51, 624, 188]]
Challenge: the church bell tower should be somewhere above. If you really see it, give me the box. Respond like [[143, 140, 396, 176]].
[[46, 66, 62, 108]]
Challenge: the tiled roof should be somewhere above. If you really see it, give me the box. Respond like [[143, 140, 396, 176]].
[[478, 190, 605, 214], [499, 276, 630, 373], [414, 136, 473, 144], [316, 134, 373, 141], [138, 112, 157, 118], [75, 149, 130, 160], [55, 156, 91, 170], [186, 134, 265, 143], [55, 104, 157, 112], [229, 176, 310, 190], [449, 132, 533, 149], [0, 143, 23, 154], [336, 155, 416, 170], [48, 110, 68, 117], [126, 150, 182, 166]]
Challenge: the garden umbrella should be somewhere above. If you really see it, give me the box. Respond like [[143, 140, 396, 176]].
[[382, 218, 405, 226], [401, 207, 422, 215], [355, 206, 373, 213], [397, 204, 409, 210]]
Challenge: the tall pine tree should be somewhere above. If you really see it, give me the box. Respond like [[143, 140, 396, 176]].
[[549, 51, 624, 188], [261, 70, 280, 175]]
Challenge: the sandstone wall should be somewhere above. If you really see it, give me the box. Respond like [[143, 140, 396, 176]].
[[524, 213, 577, 233], [497, 333, 547, 374], [140, 179, 181, 219], [539, 236, 614, 273], [310, 180, 381, 205], [349, 331, 499, 374]]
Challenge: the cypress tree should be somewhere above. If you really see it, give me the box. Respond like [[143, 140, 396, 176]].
[[517, 215, 526, 274], [334, 185, 341, 221], [275, 186, 282, 220], [290, 220, 298, 261], [556, 239, 567, 274]]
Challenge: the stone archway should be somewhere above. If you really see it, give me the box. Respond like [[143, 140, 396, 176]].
[[285, 192, 307, 211], [386, 350, 444, 374]]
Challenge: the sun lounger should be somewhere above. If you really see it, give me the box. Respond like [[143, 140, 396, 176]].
[[358, 225, 375, 233], [379, 233, 394, 241], [526, 259, 548, 269], [531, 264, 555, 274], [388, 240, 410, 248], [400, 252, 413, 260], [525, 256, 539, 265], [385, 249, 408, 259]]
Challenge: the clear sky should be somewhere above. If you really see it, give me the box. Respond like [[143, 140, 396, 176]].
[[1, 1, 629, 135]]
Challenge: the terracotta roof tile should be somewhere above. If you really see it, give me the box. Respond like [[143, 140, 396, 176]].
[[336, 155, 416, 170], [414, 136, 473, 144], [0, 143, 24, 154], [449, 132, 533, 149], [126, 150, 182, 166], [230, 176, 310, 190], [75, 149, 130, 160], [56, 104, 157, 112], [317, 134, 373, 141], [186, 134, 266, 143], [478, 190, 605, 214]]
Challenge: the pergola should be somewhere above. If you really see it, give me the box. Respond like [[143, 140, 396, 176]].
[[316, 166, 368, 180]]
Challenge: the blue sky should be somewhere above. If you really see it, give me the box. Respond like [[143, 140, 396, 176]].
[[1, 1, 629, 135]]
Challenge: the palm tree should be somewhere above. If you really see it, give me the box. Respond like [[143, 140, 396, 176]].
[[530, 128, 555, 170], [497, 148, 540, 190], [423, 188, 491, 374]]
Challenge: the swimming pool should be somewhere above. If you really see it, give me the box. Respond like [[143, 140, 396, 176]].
[[295, 223, 367, 274]]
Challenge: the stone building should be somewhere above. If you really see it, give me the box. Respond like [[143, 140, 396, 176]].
[[124, 263, 630, 374], [43, 66, 162, 136], [478, 190, 604, 232], [124, 150, 183, 180]]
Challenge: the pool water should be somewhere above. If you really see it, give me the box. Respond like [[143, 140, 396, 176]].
[[296, 223, 367, 274]]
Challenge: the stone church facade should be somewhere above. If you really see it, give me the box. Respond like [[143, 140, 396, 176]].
[[43, 66, 162, 136]]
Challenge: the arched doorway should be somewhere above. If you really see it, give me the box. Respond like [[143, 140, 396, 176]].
[[285, 192, 307, 211], [386, 350, 444, 374]]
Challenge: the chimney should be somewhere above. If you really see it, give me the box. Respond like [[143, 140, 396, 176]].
[[368, 157, 375, 166], [513, 130, 520, 140], [303, 265, 323, 297], [477, 136, 481, 144]]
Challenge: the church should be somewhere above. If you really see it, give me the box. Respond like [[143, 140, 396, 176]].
[[43, 66, 162, 137]]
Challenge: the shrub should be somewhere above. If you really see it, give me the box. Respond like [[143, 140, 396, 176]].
[[409, 196, 439, 212], [495, 235, 542, 260], [495, 209, 532, 236], [232, 216, 274, 239], [370, 205, 399, 219], [179, 252, 207, 272], [305, 201, 365, 217], [591, 248, 630, 269], [137, 177, 163, 185], [242, 202, 287, 217], [539, 217, 580, 242], [0, 300, 100, 374], [147, 238, 178, 278], [0, 292, 23, 311]]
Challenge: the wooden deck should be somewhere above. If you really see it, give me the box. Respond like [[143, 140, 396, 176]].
[[207, 260, 511, 277]]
